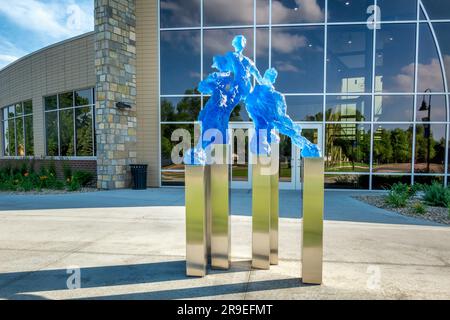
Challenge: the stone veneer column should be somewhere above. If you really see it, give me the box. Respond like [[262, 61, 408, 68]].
[[95, 0, 137, 189]]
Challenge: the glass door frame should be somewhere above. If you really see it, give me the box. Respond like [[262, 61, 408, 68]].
[[229, 122, 253, 189]]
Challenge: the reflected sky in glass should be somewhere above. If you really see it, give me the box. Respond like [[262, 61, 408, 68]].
[[328, 0, 374, 22], [378, 0, 417, 21], [285, 95, 323, 121], [374, 95, 414, 122], [422, 0, 450, 20], [272, 0, 325, 24], [160, 0, 201, 28], [433, 23, 450, 91], [204, 0, 254, 26]]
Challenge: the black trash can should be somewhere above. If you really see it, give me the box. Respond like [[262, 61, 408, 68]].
[[130, 164, 148, 190]]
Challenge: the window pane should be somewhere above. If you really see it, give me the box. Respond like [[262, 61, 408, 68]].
[[204, 0, 253, 26], [325, 174, 369, 189], [272, 26, 324, 93], [376, 24, 416, 93], [414, 175, 444, 185], [279, 134, 292, 182], [326, 95, 371, 122], [433, 23, 450, 91], [229, 102, 251, 122], [256, 28, 270, 77], [2, 107, 8, 120], [15, 103, 23, 116], [23, 100, 32, 114], [328, 0, 374, 22], [161, 124, 197, 170], [416, 94, 446, 122], [421, 0, 450, 20], [75, 89, 93, 106], [161, 30, 201, 95], [378, 0, 417, 21], [8, 105, 14, 118], [45, 112, 58, 156], [372, 124, 413, 173], [25, 115, 34, 156], [16, 117, 24, 156], [418, 23, 445, 92], [76, 107, 93, 156], [203, 28, 254, 77], [415, 124, 446, 173], [45, 95, 57, 111], [374, 95, 414, 122], [161, 171, 185, 186], [256, 0, 270, 24], [372, 175, 412, 190], [60, 109, 75, 156], [161, 96, 201, 122], [7, 119, 15, 156], [325, 124, 371, 173], [327, 25, 373, 94], [272, 0, 325, 24], [286, 95, 323, 121], [231, 128, 249, 182], [59, 92, 73, 109], [2, 121, 9, 155], [160, 0, 201, 28]]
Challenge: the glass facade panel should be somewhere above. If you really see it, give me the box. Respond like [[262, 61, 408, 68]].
[[256, 0, 269, 25], [161, 30, 201, 95], [272, 26, 324, 93], [328, 0, 374, 23], [160, 0, 201, 28], [433, 23, 450, 91], [59, 92, 73, 109], [59, 109, 74, 156], [161, 96, 201, 122], [326, 95, 371, 122], [45, 95, 57, 111], [75, 89, 93, 106], [204, 0, 254, 26], [416, 94, 446, 122], [272, 0, 325, 24], [327, 25, 373, 94], [161, 171, 185, 186], [161, 124, 197, 171], [23, 100, 32, 114], [7, 119, 15, 156], [46, 112, 58, 156], [372, 124, 413, 173], [325, 124, 371, 173], [1, 101, 33, 156], [16, 117, 24, 156], [25, 115, 33, 156], [325, 174, 370, 189], [374, 95, 414, 122], [286, 95, 323, 121], [76, 107, 94, 156], [378, 0, 417, 21], [421, 0, 450, 20], [415, 124, 446, 173], [372, 175, 412, 190], [376, 24, 416, 93]]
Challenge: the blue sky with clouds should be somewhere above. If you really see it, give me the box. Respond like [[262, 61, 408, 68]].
[[0, 0, 94, 69]]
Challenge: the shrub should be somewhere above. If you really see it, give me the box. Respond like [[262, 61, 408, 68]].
[[72, 170, 94, 187], [412, 202, 426, 215], [422, 182, 450, 208], [385, 191, 409, 208]]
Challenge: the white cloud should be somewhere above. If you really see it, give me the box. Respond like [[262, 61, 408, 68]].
[[0, 0, 93, 39]]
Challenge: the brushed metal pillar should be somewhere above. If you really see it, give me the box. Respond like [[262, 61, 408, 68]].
[[185, 165, 210, 277], [210, 144, 231, 269], [270, 144, 279, 265], [252, 155, 272, 269], [301, 157, 324, 285]]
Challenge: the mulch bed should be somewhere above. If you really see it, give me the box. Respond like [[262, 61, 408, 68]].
[[354, 195, 450, 225]]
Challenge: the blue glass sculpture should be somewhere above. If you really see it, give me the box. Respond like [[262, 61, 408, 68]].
[[184, 35, 321, 165]]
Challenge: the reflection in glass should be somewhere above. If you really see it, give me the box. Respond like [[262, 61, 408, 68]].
[[286, 95, 323, 121], [415, 124, 445, 173], [372, 175, 412, 190], [160, 0, 201, 28], [2, 120, 9, 155], [279, 134, 292, 182], [59, 109, 74, 156], [421, 0, 450, 20], [59, 92, 73, 109], [374, 95, 414, 122], [372, 124, 413, 173], [203, 28, 254, 77], [433, 23, 450, 90], [45, 112, 58, 156], [16, 117, 24, 156], [161, 171, 185, 186], [15, 103, 23, 116], [76, 107, 93, 156], [23, 100, 32, 114], [325, 174, 369, 189], [7, 119, 15, 156], [327, 25, 373, 93], [272, 26, 324, 93], [45, 96, 57, 111], [256, 0, 270, 24], [229, 102, 251, 122], [161, 97, 201, 122], [75, 89, 93, 106], [378, 0, 417, 21], [414, 175, 444, 185], [325, 124, 371, 173], [204, 0, 253, 26], [161, 124, 197, 170], [418, 23, 445, 92], [272, 0, 325, 24], [416, 94, 446, 122], [256, 28, 269, 77], [376, 24, 416, 93], [161, 30, 201, 95], [328, 0, 374, 22], [25, 115, 33, 156], [326, 95, 371, 122], [231, 128, 249, 182]]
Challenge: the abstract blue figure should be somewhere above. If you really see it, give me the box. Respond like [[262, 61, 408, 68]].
[[184, 35, 321, 165], [246, 68, 321, 157]]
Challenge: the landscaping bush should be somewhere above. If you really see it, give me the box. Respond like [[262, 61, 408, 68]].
[[412, 202, 426, 215], [385, 183, 412, 208], [72, 170, 94, 187], [422, 182, 450, 208]]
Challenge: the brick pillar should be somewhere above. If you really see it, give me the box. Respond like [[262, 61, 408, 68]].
[[95, 0, 137, 189]]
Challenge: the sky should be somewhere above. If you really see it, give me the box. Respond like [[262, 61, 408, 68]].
[[0, 0, 94, 70]]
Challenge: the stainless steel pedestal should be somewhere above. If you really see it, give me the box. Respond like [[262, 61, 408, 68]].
[[301, 157, 324, 285], [270, 144, 279, 265]]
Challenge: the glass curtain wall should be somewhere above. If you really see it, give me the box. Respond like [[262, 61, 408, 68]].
[[159, 0, 450, 189]]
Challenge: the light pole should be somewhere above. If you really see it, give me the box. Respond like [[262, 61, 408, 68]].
[[419, 88, 432, 173]]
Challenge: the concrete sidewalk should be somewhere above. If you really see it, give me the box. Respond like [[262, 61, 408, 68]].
[[0, 189, 449, 300], [0, 188, 442, 226]]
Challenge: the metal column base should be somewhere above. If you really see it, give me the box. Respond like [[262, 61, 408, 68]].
[[270, 144, 279, 265], [301, 157, 324, 285], [185, 165, 210, 277]]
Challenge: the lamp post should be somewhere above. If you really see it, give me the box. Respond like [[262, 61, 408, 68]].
[[419, 89, 432, 173]]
